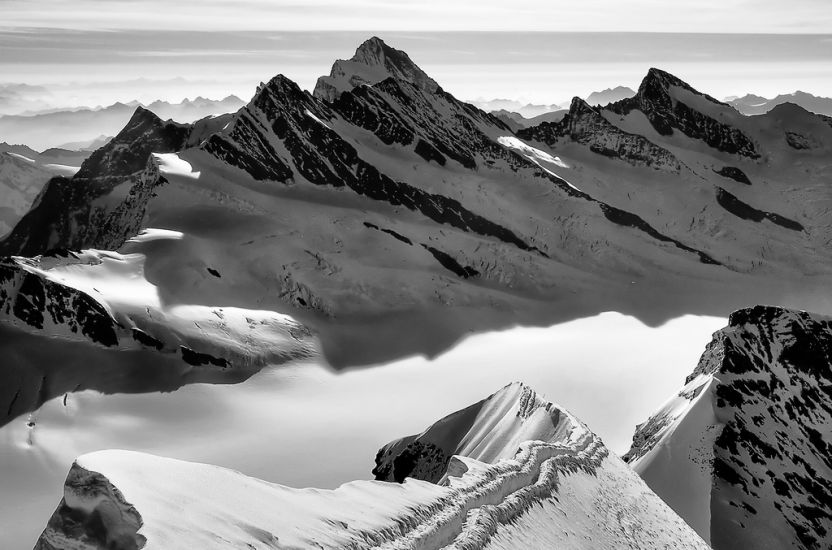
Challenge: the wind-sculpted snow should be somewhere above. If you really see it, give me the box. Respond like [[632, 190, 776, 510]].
[[34, 383, 708, 549], [626, 306, 832, 549]]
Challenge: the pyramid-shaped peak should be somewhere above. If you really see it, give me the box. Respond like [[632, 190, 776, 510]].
[[313, 37, 439, 102], [637, 68, 725, 106], [124, 105, 165, 129]]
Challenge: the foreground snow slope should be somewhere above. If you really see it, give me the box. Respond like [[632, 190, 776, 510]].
[[35, 383, 708, 550], [626, 306, 832, 549]]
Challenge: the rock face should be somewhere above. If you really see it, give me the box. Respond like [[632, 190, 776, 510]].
[[314, 36, 439, 102], [607, 68, 760, 158], [34, 383, 709, 550], [518, 97, 683, 172], [0, 108, 232, 257], [625, 306, 832, 549]]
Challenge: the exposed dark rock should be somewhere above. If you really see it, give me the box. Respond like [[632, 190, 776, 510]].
[[599, 204, 720, 264], [131, 328, 164, 350], [363, 222, 413, 245], [420, 244, 479, 278], [180, 346, 229, 368], [715, 188, 804, 231], [0, 259, 119, 347], [715, 166, 752, 185]]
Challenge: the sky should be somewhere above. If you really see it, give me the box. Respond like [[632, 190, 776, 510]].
[[0, 1, 831, 113], [2, 0, 831, 32]]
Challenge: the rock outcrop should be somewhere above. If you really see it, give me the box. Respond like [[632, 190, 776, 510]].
[[626, 306, 832, 549]]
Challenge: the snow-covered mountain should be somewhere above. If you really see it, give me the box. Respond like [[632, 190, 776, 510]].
[[314, 36, 439, 102], [0, 95, 245, 150], [34, 383, 708, 550], [729, 91, 832, 117], [1, 38, 831, 393], [625, 306, 832, 549]]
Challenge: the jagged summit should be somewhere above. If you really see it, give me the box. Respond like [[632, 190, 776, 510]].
[[313, 36, 439, 102], [638, 68, 727, 107], [518, 95, 683, 172], [607, 67, 760, 158]]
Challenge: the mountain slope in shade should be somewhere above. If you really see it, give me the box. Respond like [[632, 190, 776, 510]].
[[0, 108, 231, 257], [35, 383, 709, 550], [625, 306, 832, 549], [0, 144, 89, 237], [314, 36, 439, 102], [730, 91, 832, 117], [0, 154, 59, 237]]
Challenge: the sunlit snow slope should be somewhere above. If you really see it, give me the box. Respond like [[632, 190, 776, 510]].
[[35, 383, 708, 550]]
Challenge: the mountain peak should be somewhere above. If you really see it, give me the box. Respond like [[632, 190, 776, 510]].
[[121, 106, 166, 133], [637, 68, 726, 107], [313, 37, 439, 102]]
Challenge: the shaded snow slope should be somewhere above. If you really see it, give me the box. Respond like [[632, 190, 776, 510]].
[[35, 383, 708, 550], [626, 306, 832, 549]]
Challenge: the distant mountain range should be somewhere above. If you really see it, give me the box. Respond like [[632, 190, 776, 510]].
[[481, 86, 636, 130], [0, 95, 245, 150], [728, 91, 832, 116], [586, 85, 637, 106]]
